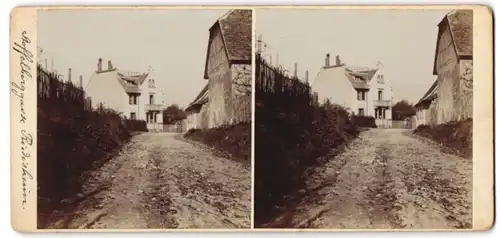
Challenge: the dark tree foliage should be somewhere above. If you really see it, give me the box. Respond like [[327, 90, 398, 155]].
[[162, 104, 187, 124], [392, 99, 417, 120]]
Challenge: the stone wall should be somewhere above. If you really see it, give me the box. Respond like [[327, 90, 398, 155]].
[[455, 60, 473, 120], [231, 64, 252, 124]]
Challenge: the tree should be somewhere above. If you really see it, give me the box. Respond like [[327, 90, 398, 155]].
[[392, 100, 416, 120], [162, 104, 187, 124]]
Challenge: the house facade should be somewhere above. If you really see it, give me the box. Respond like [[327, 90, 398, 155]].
[[185, 9, 252, 130], [415, 80, 438, 127], [415, 10, 473, 126], [312, 54, 394, 127], [185, 84, 209, 131], [85, 59, 164, 131]]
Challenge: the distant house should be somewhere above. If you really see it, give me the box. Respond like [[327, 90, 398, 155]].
[[185, 84, 209, 131], [185, 9, 252, 130], [85, 58, 164, 131], [312, 54, 394, 127], [415, 10, 473, 126], [415, 79, 438, 127]]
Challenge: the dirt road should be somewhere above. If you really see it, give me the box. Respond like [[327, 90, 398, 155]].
[[269, 129, 472, 229], [48, 132, 251, 229]]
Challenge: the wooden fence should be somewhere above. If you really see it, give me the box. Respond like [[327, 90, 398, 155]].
[[376, 119, 415, 129], [255, 53, 317, 110], [37, 65, 92, 110], [163, 122, 186, 133]]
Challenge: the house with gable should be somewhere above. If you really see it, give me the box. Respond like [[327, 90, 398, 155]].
[[85, 58, 164, 131], [185, 9, 252, 130], [312, 54, 394, 127], [415, 9, 473, 126]]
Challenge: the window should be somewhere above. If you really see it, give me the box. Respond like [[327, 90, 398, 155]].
[[149, 79, 155, 88], [129, 95, 137, 105], [357, 91, 366, 101], [149, 94, 154, 104], [130, 112, 136, 120], [148, 113, 154, 123], [358, 108, 365, 116], [378, 90, 383, 100], [375, 108, 386, 119]]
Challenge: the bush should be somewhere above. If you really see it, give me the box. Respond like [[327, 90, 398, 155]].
[[123, 119, 148, 132], [352, 115, 377, 128], [38, 102, 130, 203], [413, 118, 472, 158], [254, 100, 359, 226], [184, 123, 251, 163], [37, 69, 132, 227]]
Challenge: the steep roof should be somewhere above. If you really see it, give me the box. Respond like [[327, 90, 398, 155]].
[[345, 67, 378, 89], [415, 79, 438, 108], [186, 83, 209, 112], [203, 9, 252, 79], [90, 69, 149, 94], [116, 71, 149, 94], [219, 9, 252, 61], [313, 65, 378, 91], [433, 10, 473, 75]]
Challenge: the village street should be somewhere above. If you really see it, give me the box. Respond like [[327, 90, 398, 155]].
[[46, 133, 251, 229], [270, 129, 472, 229]]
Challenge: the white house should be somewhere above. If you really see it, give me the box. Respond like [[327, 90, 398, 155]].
[[85, 58, 164, 131], [312, 54, 394, 127]]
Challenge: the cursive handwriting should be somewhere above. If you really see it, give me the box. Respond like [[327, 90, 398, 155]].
[[12, 31, 34, 209], [12, 31, 32, 124], [21, 130, 33, 207]]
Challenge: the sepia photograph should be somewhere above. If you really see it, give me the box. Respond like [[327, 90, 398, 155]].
[[8, 5, 493, 233], [35, 8, 252, 229], [254, 8, 474, 229]]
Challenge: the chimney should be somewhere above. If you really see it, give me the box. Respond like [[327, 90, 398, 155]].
[[79, 75, 83, 88], [305, 70, 309, 82], [97, 58, 102, 72], [335, 55, 341, 66], [294, 63, 298, 78], [257, 35, 262, 54], [325, 53, 330, 67], [108, 60, 113, 70], [68, 68, 72, 83]]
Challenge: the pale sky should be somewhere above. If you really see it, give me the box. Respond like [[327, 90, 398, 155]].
[[256, 9, 450, 104], [38, 9, 228, 108]]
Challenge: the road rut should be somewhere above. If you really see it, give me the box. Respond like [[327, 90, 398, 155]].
[[269, 129, 472, 229], [47, 132, 251, 229]]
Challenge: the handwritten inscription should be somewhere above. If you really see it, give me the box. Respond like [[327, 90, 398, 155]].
[[12, 30, 34, 209], [21, 130, 33, 207]]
